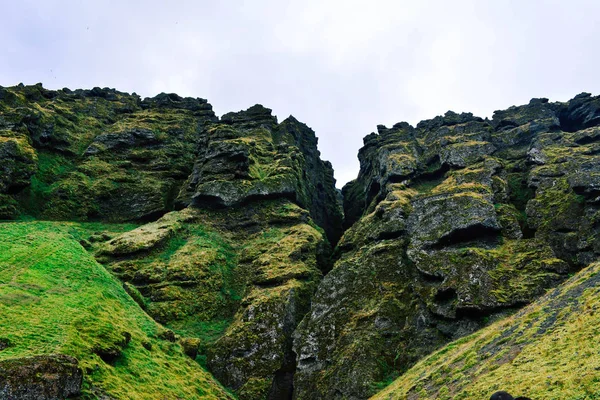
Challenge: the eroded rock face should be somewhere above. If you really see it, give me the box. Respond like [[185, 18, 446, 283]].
[[0, 83, 216, 221], [0, 85, 343, 244], [1, 84, 344, 400], [177, 105, 343, 244], [294, 94, 600, 399], [0, 354, 83, 400], [97, 199, 329, 400]]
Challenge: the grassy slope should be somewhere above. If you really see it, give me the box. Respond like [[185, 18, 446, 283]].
[[0, 221, 232, 400], [372, 262, 600, 400]]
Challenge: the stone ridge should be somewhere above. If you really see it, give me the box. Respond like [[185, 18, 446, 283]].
[[177, 103, 343, 243], [3, 83, 600, 400], [294, 93, 600, 399], [0, 83, 342, 243]]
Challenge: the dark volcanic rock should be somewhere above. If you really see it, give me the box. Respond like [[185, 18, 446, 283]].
[[0, 83, 217, 221], [178, 105, 343, 244], [294, 93, 600, 399], [0, 354, 83, 400]]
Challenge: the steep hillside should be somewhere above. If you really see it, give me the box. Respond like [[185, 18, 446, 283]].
[[95, 200, 329, 400], [373, 261, 600, 400], [293, 95, 600, 399], [0, 221, 232, 399]]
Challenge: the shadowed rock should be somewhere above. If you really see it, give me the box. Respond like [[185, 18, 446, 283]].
[[0, 355, 83, 400]]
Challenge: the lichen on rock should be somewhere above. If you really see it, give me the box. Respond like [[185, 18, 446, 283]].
[[0, 354, 83, 400]]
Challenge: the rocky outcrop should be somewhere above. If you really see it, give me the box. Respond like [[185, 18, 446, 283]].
[[373, 261, 600, 399], [0, 355, 83, 400], [81, 104, 343, 400], [4, 83, 600, 400], [0, 83, 216, 221], [177, 105, 343, 244], [1, 83, 343, 400], [0, 85, 343, 244], [294, 94, 600, 399], [97, 199, 330, 400]]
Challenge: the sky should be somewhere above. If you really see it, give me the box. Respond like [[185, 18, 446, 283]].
[[2, 1, 600, 186]]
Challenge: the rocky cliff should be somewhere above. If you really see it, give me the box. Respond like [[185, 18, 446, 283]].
[[1, 83, 599, 400], [294, 94, 600, 399], [0, 83, 342, 400]]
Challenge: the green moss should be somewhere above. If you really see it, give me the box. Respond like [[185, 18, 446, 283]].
[[373, 262, 600, 400], [411, 175, 445, 194], [507, 173, 534, 211], [103, 218, 244, 337], [527, 178, 585, 232], [0, 221, 232, 399], [238, 377, 272, 400], [0, 194, 19, 219]]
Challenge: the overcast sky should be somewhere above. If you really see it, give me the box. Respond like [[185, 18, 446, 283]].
[[2, 1, 600, 186]]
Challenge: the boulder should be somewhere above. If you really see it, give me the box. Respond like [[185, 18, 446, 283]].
[[0, 355, 83, 400]]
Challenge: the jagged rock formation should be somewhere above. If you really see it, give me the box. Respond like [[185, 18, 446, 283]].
[[92, 103, 342, 399], [2, 83, 600, 400], [0, 84, 342, 243], [176, 104, 343, 243], [294, 94, 600, 399], [0, 83, 342, 400]]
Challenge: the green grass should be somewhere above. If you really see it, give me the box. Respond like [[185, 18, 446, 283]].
[[372, 262, 600, 400], [0, 221, 232, 399]]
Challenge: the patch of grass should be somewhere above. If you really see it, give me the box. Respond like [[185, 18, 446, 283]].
[[0, 221, 232, 399], [372, 262, 600, 400]]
